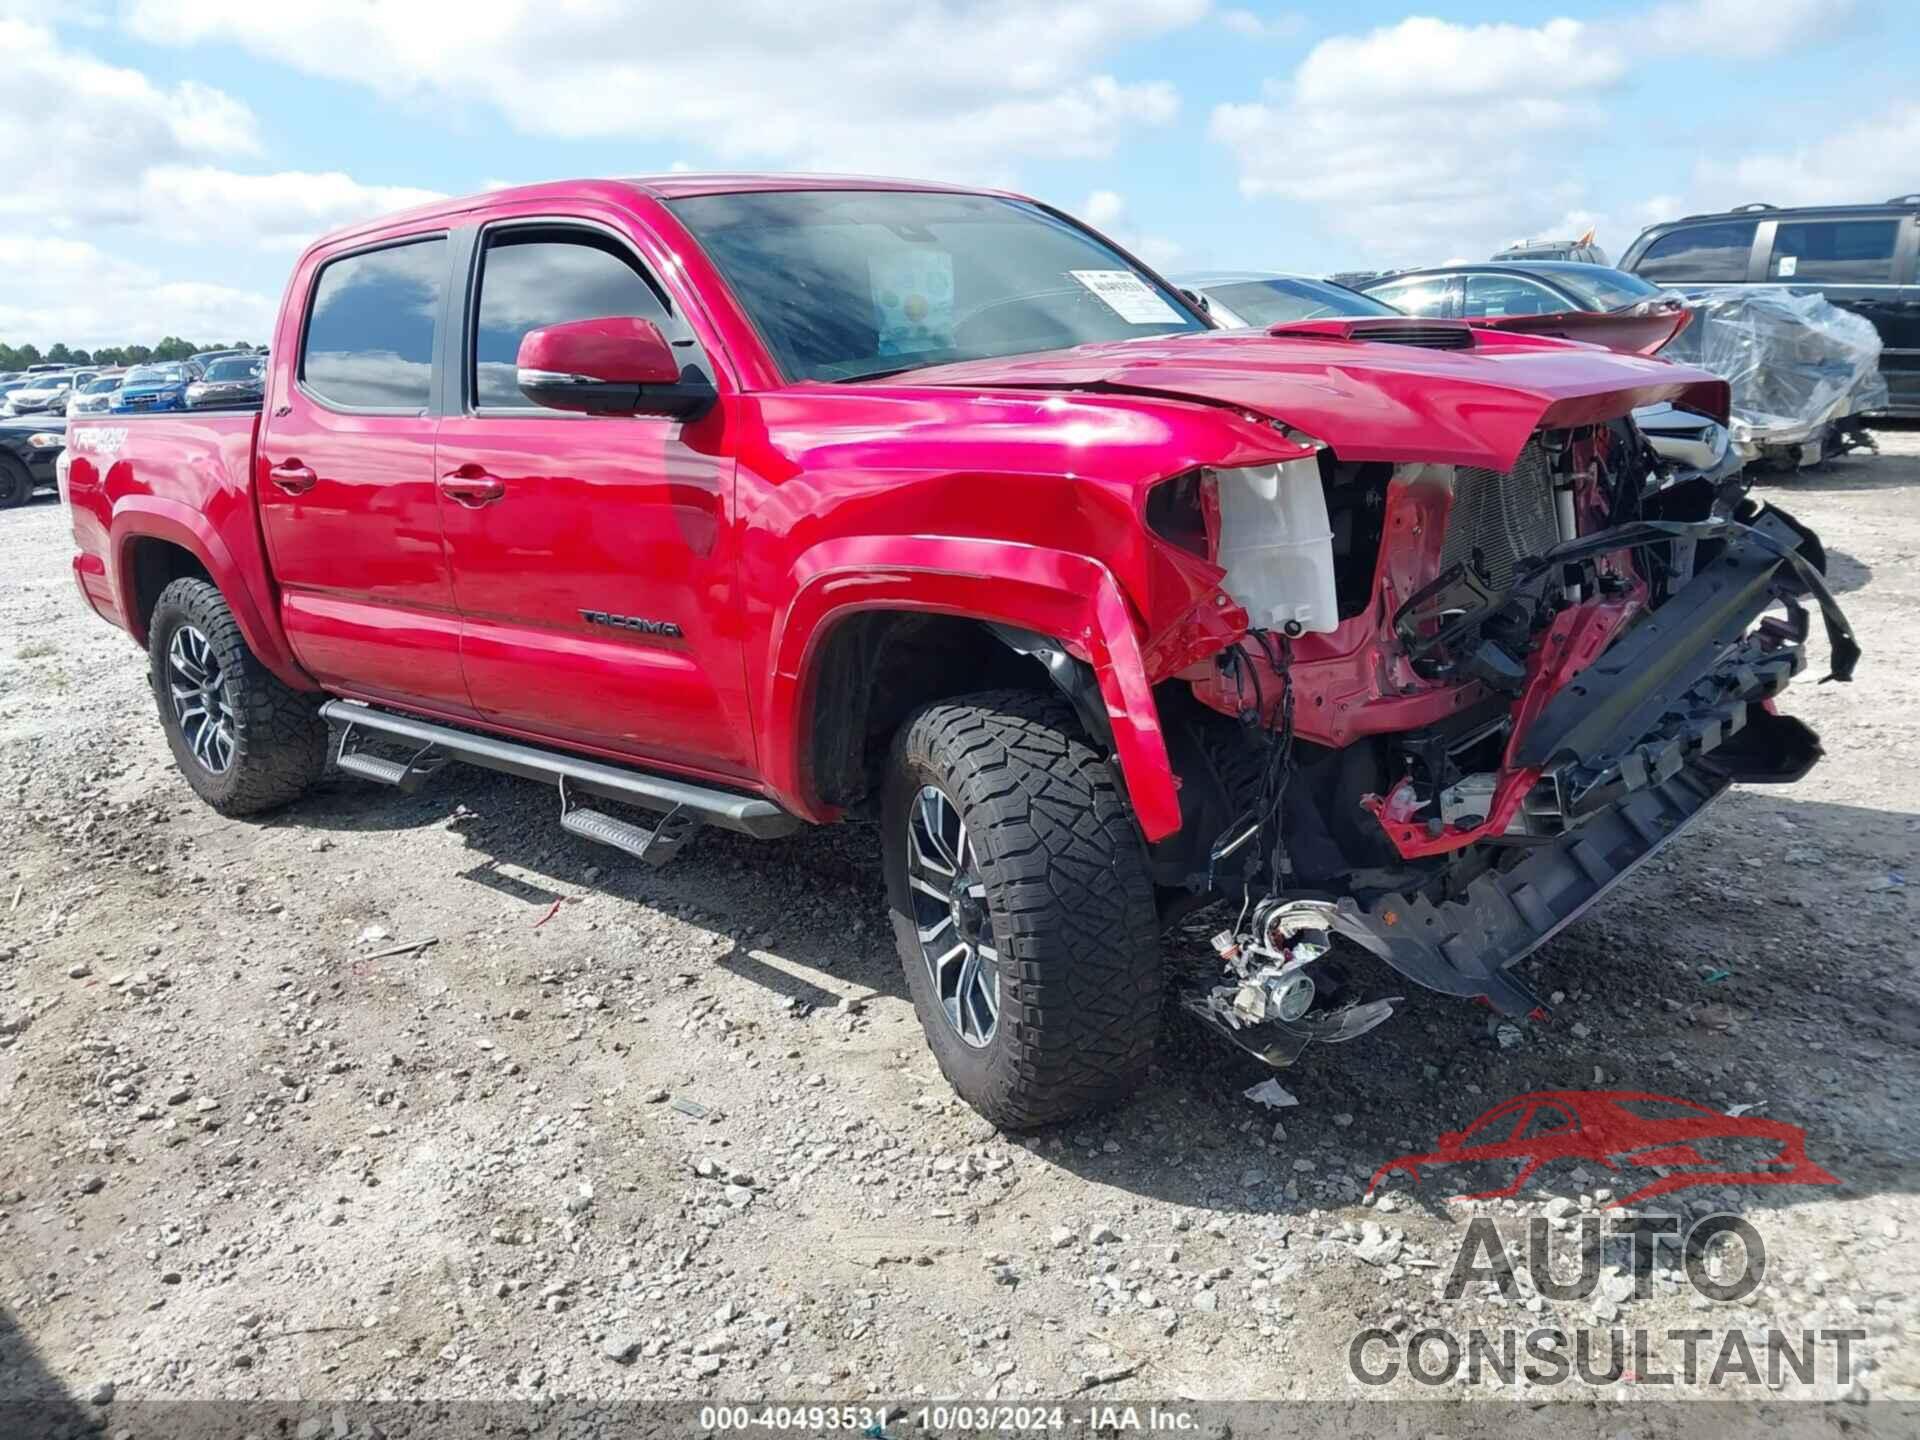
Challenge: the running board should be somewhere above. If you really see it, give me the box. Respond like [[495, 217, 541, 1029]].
[[318, 701, 799, 839], [559, 783, 697, 865]]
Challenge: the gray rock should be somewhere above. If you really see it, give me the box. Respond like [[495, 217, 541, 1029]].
[[602, 1335, 640, 1363]]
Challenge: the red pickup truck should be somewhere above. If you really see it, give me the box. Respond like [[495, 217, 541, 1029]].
[[63, 175, 1856, 1128]]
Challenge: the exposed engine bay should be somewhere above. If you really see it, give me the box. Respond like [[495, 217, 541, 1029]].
[[1151, 406, 1858, 1071]]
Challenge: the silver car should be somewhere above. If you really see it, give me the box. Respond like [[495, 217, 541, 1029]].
[[67, 372, 126, 417]]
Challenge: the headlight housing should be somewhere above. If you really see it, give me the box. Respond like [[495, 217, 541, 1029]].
[[26, 431, 64, 450]]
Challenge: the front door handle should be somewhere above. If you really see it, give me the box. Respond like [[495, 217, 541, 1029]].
[[269, 460, 317, 495], [440, 469, 507, 507]]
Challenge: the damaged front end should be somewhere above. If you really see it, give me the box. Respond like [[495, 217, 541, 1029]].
[[1157, 396, 1857, 1068]]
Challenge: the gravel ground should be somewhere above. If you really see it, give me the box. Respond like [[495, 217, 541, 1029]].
[[2, 431, 1916, 1420]]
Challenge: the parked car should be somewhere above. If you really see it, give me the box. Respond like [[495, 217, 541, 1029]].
[[1356, 261, 1691, 350], [0, 413, 66, 507], [186, 355, 266, 409], [65, 175, 1853, 1129], [1176, 271, 1400, 328], [1618, 197, 1920, 417], [190, 349, 254, 372], [1492, 231, 1609, 266], [4, 370, 89, 416], [110, 362, 199, 413], [68, 370, 126, 417]]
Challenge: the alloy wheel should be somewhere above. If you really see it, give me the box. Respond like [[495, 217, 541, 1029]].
[[166, 624, 236, 774], [904, 784, 1001, 1048]]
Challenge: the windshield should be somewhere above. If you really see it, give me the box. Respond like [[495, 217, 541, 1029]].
[[668, 190, 1206, 383], [205, 358, 262, 381], [126, 365, 186, 385], [84, 375, 122, 393], [1547, 267, 1662, 311], [1206, 277, 1399, 327]]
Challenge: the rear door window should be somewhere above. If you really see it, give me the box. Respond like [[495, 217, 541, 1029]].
[[1768, 220, 1899, 282], [1634, 221, 1757, 283], [301, 237, 446, 411], [1462, 274, 1570, 316]]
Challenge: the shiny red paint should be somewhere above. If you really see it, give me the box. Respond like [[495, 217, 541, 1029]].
[[64, 174, 1736, 847], [517, 316, 680, 385]]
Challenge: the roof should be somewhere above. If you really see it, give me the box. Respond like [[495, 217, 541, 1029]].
[[308, 172, 1027, 254], [1658, 197, 1920, 225]]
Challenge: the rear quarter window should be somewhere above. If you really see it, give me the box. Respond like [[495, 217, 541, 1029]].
[[301, 237, 446, 410], [1769, 219, 1900, 282], [1633, 221, 1757, 284]]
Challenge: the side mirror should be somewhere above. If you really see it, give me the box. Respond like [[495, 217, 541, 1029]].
[[515, 316, 712, 419]]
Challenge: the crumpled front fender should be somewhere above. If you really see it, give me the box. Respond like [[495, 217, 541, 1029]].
[[767, 536, 1184, 840]]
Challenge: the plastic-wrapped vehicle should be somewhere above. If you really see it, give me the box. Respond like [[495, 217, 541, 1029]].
[[1657, 286, 1888, 469]]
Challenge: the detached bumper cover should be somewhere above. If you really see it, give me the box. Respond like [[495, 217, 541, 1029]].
[[1335, 505, 1851, 1015], [1328, 759, 1733, 1016]]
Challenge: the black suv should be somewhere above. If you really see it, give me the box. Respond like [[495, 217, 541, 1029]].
[[1618, 197, 1920, 418]]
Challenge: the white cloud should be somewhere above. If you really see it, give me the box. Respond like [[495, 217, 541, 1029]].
[[1636, 0, 1856, 60], [137, 167, 446, 252], [1210, 16, 1626, 262], [0, 17, 258, 227], [1083, 190, 1127, 227], [0, 233, 276, 349], [1075, 190, 1183, 269], [125, 1, 1201, 180], [0, 19, 444, 344], [1219, 8, 1306, 40], [1687, 101, 1920, 209]]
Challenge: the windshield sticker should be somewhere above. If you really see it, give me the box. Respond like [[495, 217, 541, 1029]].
[[1069, 269, 1182, 325], [871, 250, 955, 356], [1777, 254, 1798, 278]]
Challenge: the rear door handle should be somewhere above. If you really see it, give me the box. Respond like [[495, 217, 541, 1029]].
[[269, 460, 317, 494], [440, 469, 507, 507]]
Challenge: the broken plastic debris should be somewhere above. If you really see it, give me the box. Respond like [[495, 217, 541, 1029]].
[[1699, 967, 1733, 985], [1243, 1079, 1299, 1109], [1725, 1102, 1765, 1118], [1865, 872, 1905, 893], [669, 1096, 710, 1118]]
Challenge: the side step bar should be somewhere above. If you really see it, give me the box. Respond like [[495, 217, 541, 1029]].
[[318, 700, 800, 841]]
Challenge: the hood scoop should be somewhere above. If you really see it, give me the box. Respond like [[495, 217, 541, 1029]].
[[1268, 317, 1477, 350]]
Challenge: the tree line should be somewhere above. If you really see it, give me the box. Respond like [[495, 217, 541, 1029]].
[[1, 338, 261, 371]]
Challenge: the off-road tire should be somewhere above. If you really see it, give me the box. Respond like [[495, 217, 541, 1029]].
[[148, 577, 329, 815], [0, 456, 32, 508], [882, 689, 1162, 1130]]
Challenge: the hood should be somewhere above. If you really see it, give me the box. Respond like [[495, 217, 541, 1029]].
[[893, 321, 1728, 473]]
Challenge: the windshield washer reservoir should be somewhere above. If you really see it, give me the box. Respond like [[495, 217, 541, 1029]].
[[1212, 459, 1339, 635]]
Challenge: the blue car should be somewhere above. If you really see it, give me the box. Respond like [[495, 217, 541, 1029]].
[[110, 362, 200, 413]]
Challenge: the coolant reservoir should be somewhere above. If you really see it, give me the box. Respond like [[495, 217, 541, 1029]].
[[1212, 459, 1339, 635]]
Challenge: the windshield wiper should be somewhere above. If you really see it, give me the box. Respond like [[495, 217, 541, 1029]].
[[831, 363, 929, 384]]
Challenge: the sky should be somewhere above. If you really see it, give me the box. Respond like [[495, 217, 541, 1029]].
[[1, 0, 1914, 350]]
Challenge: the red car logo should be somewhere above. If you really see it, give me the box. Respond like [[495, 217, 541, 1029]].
[[1368, 1089, 1838, 1208]]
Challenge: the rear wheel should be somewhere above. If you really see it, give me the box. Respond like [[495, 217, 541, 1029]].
[[0, 457, 32, 508], [148, 578, 329, 815], [882, 690, 1162, 1130]]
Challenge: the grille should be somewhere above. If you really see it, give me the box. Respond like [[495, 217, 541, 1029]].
[[1440, 440, 1563, 590], [121, 393, 157, 409]]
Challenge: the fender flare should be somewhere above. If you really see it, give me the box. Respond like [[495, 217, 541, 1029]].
[[766, 536, 1183, 841], [108, 497, 313, 690]]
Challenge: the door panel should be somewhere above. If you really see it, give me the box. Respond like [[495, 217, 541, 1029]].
[[434, 418, 754, 775], [436, 221, 753, 776], [257, 234, 472, 712]]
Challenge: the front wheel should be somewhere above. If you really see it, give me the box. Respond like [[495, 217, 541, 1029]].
[[882, 690, 1163, 1130], [0, 457, 32, 508], [148, 577, 330, 815]]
